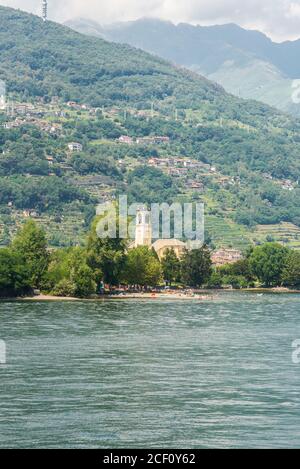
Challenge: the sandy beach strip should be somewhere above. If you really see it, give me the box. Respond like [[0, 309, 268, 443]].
[[17, 293, 216, 301]]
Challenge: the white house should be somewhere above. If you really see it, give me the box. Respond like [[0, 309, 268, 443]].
[[68, 142, 83, 152]]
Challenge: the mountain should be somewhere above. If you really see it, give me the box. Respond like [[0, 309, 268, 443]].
[[1, 7, 294, 132], [0, 7, 229, 112], [65, 17, 300, 116], [2, 6, 300, 250]]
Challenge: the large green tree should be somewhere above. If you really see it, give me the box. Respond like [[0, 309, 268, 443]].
[[249, 242, 289, 287], [161, 248, 181, 285], [12, 220, 49, 288], [282, 251, 300, 288], [181, 246, 212, 287], [68, 248, 97, 298], [45, 247, 96, 298], [0, 248, 31, 297], [217, 258, 255, 288], [86, 217, 127, 286], [122, 246, 162, 287]]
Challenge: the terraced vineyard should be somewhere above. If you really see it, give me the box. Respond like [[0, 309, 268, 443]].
[[205, 216, 251, 251], [0, 210, 87, 248], [253, 223, 300, 249]]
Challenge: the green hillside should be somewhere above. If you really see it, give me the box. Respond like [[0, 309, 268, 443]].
[[0, 7, 291, 122], [0, 7, 226, 111], [66, 17, 300, 116], [1, 6, 300, 250]]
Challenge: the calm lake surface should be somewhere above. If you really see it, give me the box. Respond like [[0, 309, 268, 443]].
[[1, 293, 300, 448]]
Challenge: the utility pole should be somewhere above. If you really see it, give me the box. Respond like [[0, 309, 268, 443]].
[[42, 0, 48, 22]]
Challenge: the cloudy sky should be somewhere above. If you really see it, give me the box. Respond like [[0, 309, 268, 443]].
[[1, 0, 300, 41]]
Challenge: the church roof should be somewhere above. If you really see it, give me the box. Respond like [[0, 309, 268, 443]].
[[151, 239, 186, 250]]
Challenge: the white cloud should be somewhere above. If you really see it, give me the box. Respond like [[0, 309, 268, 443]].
[[288, 1, 300, 18], [1, 0, 300, 41]]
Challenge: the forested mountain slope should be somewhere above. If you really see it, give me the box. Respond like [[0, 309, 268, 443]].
[[1, 7, 300, 249], [65, 17, 300, 116], [0, 6, 291, 123]]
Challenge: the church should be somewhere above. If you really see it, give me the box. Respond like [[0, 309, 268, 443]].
[[132, 206, 187, 260]]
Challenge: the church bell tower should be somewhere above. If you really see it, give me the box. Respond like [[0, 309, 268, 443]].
[[135, 206, 152, 248]]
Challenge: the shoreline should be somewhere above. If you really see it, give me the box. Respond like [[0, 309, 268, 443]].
[[17, 293, 217, 302], [1, 287, 300, 302]]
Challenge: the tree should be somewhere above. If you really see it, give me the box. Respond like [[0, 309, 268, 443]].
[[43, 248, 72, 292], [144, 254, 163, 287], [122, 246, 162, 287], [282, 251, 300, 288], [86, 216, 127, 286], [0, 248, 31, 297], [221, 274, 248, 289], [219, 258, 255, 284], [51, 279, 76, 298], [181, 246, 212, 287], [68, 248, 96, 298], [249, 243, 289, 287], [12, 220, 49, 288], [161, 248, 181, 285], [206, 271, 223, 289], [45, 247, 96, 298]]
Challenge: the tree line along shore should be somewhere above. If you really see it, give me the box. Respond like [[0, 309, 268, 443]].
[[1, 218, 300, 299]]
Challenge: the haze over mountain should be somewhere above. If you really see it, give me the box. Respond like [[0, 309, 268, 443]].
[[65, 17, 300, 116]]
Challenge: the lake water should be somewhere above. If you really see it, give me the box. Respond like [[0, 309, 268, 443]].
[[0, 293, 300, 448]]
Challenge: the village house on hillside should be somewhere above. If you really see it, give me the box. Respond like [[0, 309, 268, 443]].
[[117, 135, 170, 145], [3, 119, 24, 129], [46, 156, 55, 166], [136, 136, 170, 145], [68, 142, 83, 152], [211, 249, 243, 267], [281, 179, 295, 191], [147, 157, 212, 172], [187, 180, 204, 192], [118, 135, 134, 144]]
